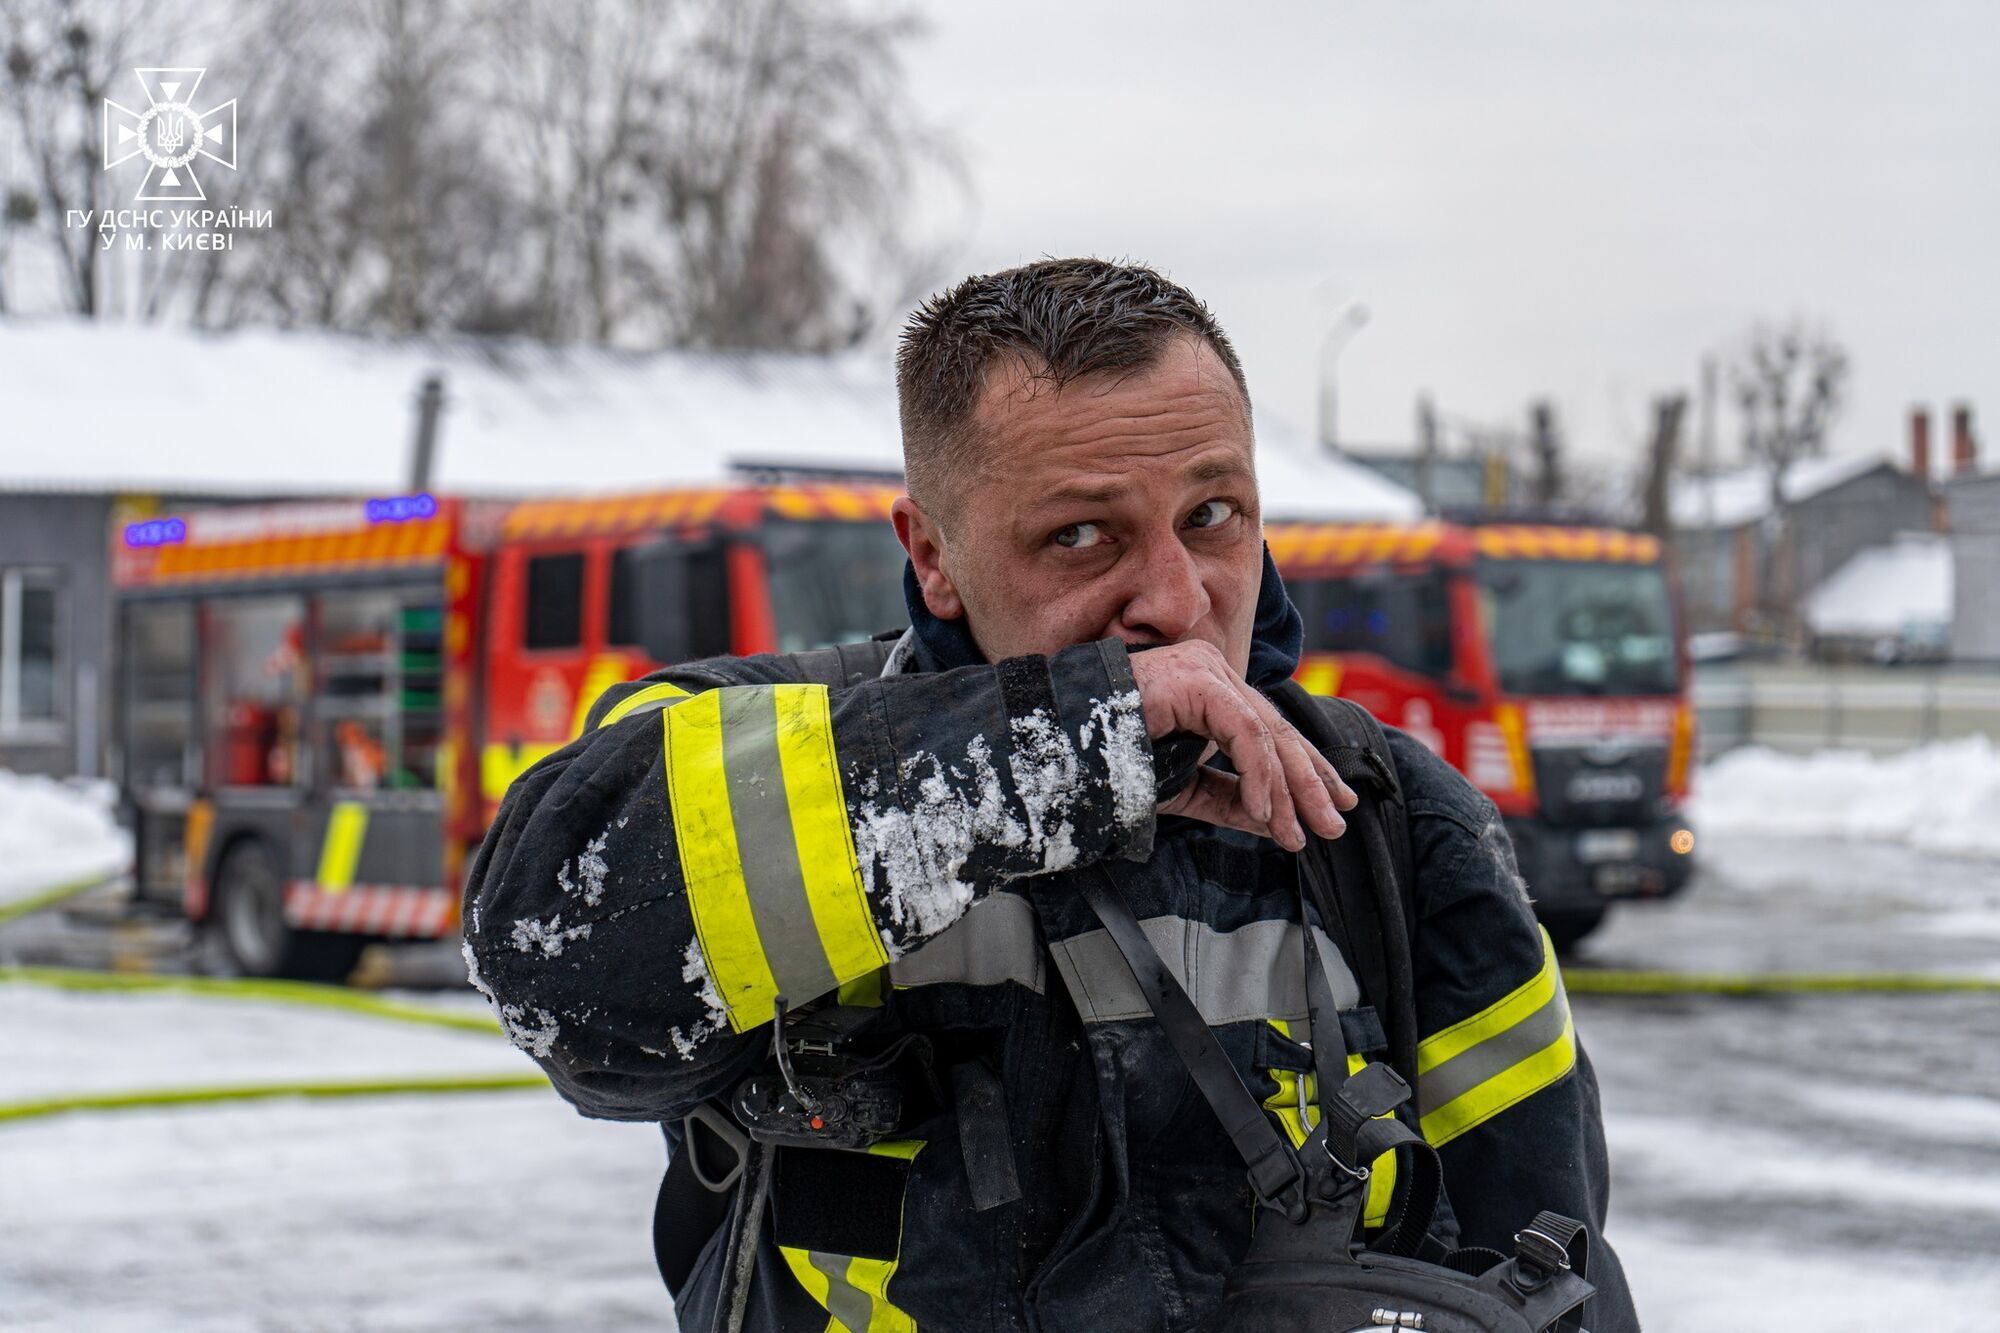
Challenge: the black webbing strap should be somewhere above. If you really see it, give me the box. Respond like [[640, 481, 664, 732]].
[[1512, 1210, 1593, 1332], [1268, 683, 1424, 1107], [1076, 866, 1309, 1220], [1298, 864, 1442, 1259]]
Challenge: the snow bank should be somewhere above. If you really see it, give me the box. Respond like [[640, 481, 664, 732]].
[[1690, 737, 2000, 858], [0, 771, 131, 909]]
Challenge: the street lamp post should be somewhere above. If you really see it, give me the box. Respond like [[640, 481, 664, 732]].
[[1318, 302, 1371, 452]]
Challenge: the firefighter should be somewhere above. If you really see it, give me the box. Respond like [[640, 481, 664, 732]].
[[463, 258, 1640, 1332]]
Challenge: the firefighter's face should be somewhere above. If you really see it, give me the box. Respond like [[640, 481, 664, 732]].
[[894, 335, 1263, 676]]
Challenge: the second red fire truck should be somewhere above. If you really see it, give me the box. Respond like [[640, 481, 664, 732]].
[[1267, 519, 1696, 949]]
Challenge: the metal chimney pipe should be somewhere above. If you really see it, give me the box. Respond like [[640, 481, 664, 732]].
[[1952, 403, 1977, 476], [408, 372, 448, 494]]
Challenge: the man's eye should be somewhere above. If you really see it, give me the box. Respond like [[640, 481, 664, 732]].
[[1185, 499, 1238, 530], [1053, 522, 1106, 549]]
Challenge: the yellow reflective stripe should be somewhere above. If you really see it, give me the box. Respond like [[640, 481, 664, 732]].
[[664, 684, 886, 1032], [1262, 1020, 1395, 1229], [837, 967, 888, 1008], [1417, 927, 1560, 1074], [316, 801, 369, 893], [596, 680, 692, 729], [779, 1247, 838, 1320], [779, 1140, 924, 1333], [1420, 1010, 1575, 1148], [1417, 927, 1577, 1147], [663, 691, 775, 1030], [774, 684, 891, 984]]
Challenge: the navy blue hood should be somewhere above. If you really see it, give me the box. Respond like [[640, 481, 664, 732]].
[[899, 543, 1304, 690]]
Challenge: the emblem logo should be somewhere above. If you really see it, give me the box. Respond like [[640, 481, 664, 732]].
[[102, 68, 237, 202]]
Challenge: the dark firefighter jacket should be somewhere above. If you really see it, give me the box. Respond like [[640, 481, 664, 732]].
[[463, 621, 1640, 1333]]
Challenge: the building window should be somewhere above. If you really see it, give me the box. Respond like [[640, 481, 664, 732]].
[[0, 569, 64, 738]]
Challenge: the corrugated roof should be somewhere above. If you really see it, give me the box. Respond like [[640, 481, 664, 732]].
[[0, 319, 1420, 522]]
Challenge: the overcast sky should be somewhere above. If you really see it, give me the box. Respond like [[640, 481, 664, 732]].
[[900, 2, 1998, 476]]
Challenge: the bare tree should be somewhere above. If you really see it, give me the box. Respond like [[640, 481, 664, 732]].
[[627, 0, 960, 350], [206, 0, 520, 334], [1, 0, 958, 347], [0, 0, 167, 316], [1528, 399, 1563, 508], [1641, 393, 1686, 540], [1730, 320, 1850, 639]]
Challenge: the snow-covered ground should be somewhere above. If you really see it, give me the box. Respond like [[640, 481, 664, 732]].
[[6, 983, 1997, 1332], [1690, 736, 2000, 861], [0, 1090, 673, 1333], [0, 771, 130, 911]]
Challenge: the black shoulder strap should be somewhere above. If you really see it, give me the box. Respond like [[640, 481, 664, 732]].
[[1074, 863, 1443, 1257], [1075, 866, 1309, 1217], [786, 637, 898, 690], [1266, 683, 1423, 1109]]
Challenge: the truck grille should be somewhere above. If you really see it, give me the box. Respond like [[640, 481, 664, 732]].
[[1531, 743, 1668, 826]]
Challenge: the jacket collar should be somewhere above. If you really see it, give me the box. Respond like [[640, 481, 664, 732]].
[[894, 543, 1303, 689]]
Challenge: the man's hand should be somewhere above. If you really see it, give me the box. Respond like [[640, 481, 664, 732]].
[[1127, 640, 1359, 852]]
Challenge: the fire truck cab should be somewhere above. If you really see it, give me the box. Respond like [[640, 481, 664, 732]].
[[111, 483, 910, 979], [1267, 520, 1696, 951]]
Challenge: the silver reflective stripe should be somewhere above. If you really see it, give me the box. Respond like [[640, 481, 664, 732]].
[[1048, 915, 1360, 1026], [890, 892, 1045, 993], [717, 688, 839, 1002], [1417, 966, 1572, 1112], [808, 1251, 873, 1332]]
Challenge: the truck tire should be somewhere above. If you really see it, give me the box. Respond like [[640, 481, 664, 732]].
[[1541, 907, 1607, 956], [212, 839, 366, 983]]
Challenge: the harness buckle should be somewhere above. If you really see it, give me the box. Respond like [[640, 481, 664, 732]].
[[1323, 1137, 1373, 1184], [1512, 1224, 1574, 1277]]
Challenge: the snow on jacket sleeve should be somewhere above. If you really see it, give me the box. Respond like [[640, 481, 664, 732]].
[[1387, 729, 1641, 1333], [461, 638, 1154, 1123]]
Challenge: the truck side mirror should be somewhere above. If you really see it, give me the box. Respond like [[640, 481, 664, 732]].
[[630, 538, 733, 665]]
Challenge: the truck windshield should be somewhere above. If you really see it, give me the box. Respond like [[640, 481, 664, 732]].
[[763, 520, 911, 653], [1477, 559, 1678, 696]]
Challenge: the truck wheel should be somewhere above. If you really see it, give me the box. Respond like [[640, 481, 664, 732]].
[[212, 839, 366, 983], [1541, 907, 1607, 956]]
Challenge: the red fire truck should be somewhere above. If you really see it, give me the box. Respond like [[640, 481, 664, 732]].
[[113, 483, 912, 979], [1267, 520, 1696, 950]]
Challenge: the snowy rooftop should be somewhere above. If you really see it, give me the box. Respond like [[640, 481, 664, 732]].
[[0, 319, 1419, 522], [1801, 532, 1953, 638], [1669, 453, 1892, 530]]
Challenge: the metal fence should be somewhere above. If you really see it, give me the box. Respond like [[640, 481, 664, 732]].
[[1693, 662, 2000, 761]]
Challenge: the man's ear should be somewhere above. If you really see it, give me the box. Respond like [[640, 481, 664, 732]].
[[891, 496, 965, 621]]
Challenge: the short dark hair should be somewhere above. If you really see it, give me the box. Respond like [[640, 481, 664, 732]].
[[895, 258, 1251, 521]]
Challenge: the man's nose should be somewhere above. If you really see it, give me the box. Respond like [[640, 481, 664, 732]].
[[1118, 537, 1212, 643]]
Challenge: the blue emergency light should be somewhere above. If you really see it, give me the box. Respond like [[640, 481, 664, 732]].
[[365, 492, 439, 523], [124, 517, 187, 547]]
